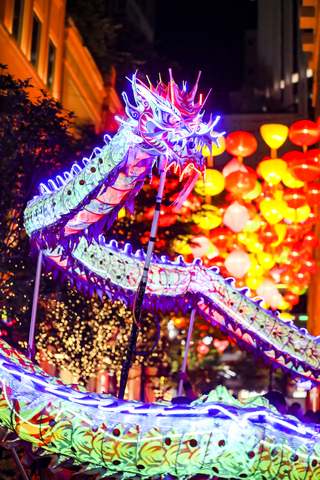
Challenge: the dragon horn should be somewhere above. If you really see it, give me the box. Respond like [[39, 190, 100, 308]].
[[189, 71, 202, 101], [131, 72, 140, 106]]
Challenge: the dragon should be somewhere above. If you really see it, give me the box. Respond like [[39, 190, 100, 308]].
[[0, 71, 319, 479]]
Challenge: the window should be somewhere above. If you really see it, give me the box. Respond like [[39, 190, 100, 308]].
[[12, 0, 24, 44], [30, 13, 41, 69], [47, 40, 56, 89]]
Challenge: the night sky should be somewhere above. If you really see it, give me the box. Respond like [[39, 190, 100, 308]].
[[155, 0, 257, 112]]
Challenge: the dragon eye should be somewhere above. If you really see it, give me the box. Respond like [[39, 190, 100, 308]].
[[188, 141, 195, 149], [168, 114, 178, 124]]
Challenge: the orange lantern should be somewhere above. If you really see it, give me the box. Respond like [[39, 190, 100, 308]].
[[225, 131, 257, 158], [284, 292, 299, 306], [289, 120, 320, 149], [224, 170, 257, 194], [290, 157, 320, 183], [303, 231, 320, 248]]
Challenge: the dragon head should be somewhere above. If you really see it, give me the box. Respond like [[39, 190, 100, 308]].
[[118, 70, 224, 180]]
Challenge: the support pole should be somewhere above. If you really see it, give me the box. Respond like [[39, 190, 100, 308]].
[[27, 249, 43, 361], [118, 158, 167, 399], [9, 448, 29, 480], [178, 308, 196, 396]]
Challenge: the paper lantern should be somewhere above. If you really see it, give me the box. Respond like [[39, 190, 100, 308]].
[[293, 270, 311, 286], [285, 204, 311, 224], [192, 205, 222, 230], [284, 292, 299, 306], [270, 291, 284, 310], [303, 231, 320, 248], [224, 170, 257, 195], [257, 251, 276, 270], [225, 131, 257, 157], [260, 124, 289, 150], [194, 169, 225, 196], [246, 275, 265, 290], [222, 158, 248, 178], [223, 201, 250, 232], [190, 235, 213, 257], [259, 159, 287, 185], [243, 181, 262, 200], [210, 227, 231, 248], [290, 158, 320, 183], [269, 266, 282, 284], [306, 183, 320, 206], [202, 133, 226, 156], [289, 120, 320, 147], [247, 255, 265, 277], [256, 279, 278, 304], [259, 225, 278, 244], [282, 188, 307, 208], [225, 248, 251, 278], [260, 199, 288, 224], [246, 234, 264, 253], [300, 258, 318, 274]]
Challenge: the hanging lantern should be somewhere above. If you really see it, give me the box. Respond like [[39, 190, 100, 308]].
[[259, 159, 287, 185], [246, 275, 265, 290], [260, 124, 289, 152], [256, 279, 279, 304], [194, 169, 225, 196], [190, 235, 214, 258], [259, 225, 278, 244], [306, 183, 320, 206], [282, 170, 305, 189], [192, 205, 222, 229], [284, 292, 299, 306], [285, 204, 311, 224], [224, 170, 257, 194], [225, 131, 257, 158], [223, 201, 250, 232], [225, 248, 251, 278], [299, 257, 318, 274], [260, 199, 288, 224], [222, 158, 248, 178], [303, 231, 320, 248], [246, 233, 264, 253], [257, 251, 276, 270], [282, 188, 307, 208], [280, 268, 295, 285], [247, 254, 265, 277], [243, 214, 262, 233], [270, 291, 284, 310], [271, 224, 287, 247], [288, 120, 320, 148], [290, 157, 320, 183], [210, 227, 232, 248]]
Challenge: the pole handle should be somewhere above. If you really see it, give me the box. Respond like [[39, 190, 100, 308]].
[[178, 308, 196, 396]]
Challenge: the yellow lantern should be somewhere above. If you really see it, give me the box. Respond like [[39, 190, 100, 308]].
[[243, 181, 262, 200], [280, 312, 295, 322], [202, 133, 226, 157], [282, 170, 304, 189], [174, 237, 192, 255], [247, 255, 266, 277], [257, 251, 276, 270], [260, 124, 289, 152], [277, 299, 291, 311], [194, 169, 225, 196], [259, 159, 287, 185], [246, 233, 264, 253], [192, 205, 222, 230], [238, 232, 249, 245], [285, 204, 311, 224], [246, 275, 265, 290], [243, 215, 262, 232], [271, 224, 287, 247], [260, 199, 288, 225]]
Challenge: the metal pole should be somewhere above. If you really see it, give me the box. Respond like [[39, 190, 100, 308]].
[[27, 249, 43, 361], [9, 448, 30, 480], [118, 158, 167, 399], [178, 308, 196, 396]]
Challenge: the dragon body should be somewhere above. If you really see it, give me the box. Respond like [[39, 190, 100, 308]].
[[0, 72, 318, 478]]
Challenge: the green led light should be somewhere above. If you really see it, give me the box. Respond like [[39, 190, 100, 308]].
[[299, 315, 308, 321]]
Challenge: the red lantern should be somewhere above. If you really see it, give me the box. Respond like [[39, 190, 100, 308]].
[[259, 225, 278, 244], [306, 183, 320, 206], [299, 257, 318, 274], [225, 131, 257, 157], [284, 292, 299, 306], [304, 149, 320, 164], [282, 236, 300, 248], [211, 256, 229, 276], [289, 120, 320, 147], [303, 231, 320, 248], [282, 150, 305, 167], [290, 157, 320, 183], [288, 246, 308, 263], [293, 270, 311, 286], [210, 228, 231, 248], [225, 170, 257, 194], [282, 188, 307, 208], [280, 269, 294, 285]]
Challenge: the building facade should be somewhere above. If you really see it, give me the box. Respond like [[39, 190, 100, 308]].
[[0, 0, 123, 132]]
